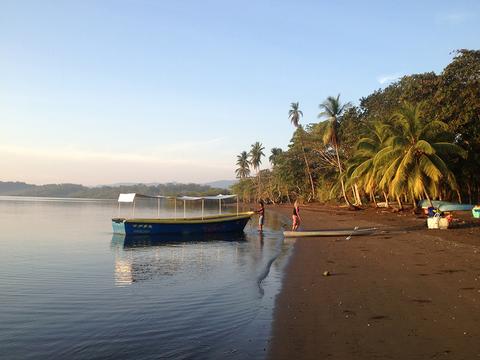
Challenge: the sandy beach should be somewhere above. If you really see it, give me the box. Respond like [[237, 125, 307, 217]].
[[268, 205, 480, 360]]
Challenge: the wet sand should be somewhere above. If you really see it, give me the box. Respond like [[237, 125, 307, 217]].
[[268, 204, 480, 360]]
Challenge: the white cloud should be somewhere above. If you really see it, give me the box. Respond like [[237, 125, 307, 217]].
[[377, 74, 401, 85]]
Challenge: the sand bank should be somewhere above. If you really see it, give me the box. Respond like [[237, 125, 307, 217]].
[[268, 204, 480, 359]]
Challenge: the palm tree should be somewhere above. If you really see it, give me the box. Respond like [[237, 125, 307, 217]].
[[250, 142, 265, 172], [289, 102, 316, 199], [374, 102, 466, 208], [250, 142, 265, 199], [318, 94, 352, 206], [235, 151, 251, 179], [269, 148, 283, 166], [288, 102, 303, 127], [348, 122, 393, 207]]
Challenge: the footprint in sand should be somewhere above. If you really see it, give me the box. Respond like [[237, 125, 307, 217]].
[[436, 269, 465, 275], [369, 315, 390, 320], [412, 299, 432, 304]]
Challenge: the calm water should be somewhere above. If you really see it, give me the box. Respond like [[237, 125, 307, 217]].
[[0, 196, 293, 359]]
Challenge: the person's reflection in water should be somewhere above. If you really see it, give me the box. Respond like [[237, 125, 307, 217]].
[[258, 231, 264, 249]]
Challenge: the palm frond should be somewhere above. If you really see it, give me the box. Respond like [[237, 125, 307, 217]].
[[415, 140, 435, 155], [418, 120, 449, 140], [419, 155, 442, 182], [432, 142, 467, 158]]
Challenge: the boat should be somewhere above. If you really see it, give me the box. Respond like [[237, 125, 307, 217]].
[[113, 212, 253, 235], [418, 199, 474, 212], [283, 227, 376, 238], [418, 200, 449, 209], [112, 193, 253, 235], [438, 203, 474, 212]]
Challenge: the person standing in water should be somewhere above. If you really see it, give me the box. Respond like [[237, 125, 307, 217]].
[[256, 200, 265, 232], [292, 200, 301, 231]]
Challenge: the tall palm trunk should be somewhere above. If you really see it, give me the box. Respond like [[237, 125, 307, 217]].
[[354, 183, 362, 206], [333, 141, 352, 206], [303, 148, 315, 199], [456, 190, 462, 203], [383, 191, 389, 208], [396, 195, 403, 210], [298, 133, 315, 200], [467, 182, 472, 204], [424, 190, 433, 208]]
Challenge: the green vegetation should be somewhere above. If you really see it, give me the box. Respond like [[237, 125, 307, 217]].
[[235, 151, 251, 179], [0, 182, 229, 199], [289, 102, 315, 199], [233, 49, 480, 207]]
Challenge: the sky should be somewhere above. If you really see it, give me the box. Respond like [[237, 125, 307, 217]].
[[0, 0, 479, 186]]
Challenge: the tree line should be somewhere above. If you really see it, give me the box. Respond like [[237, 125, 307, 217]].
[[232, 49, 480, 209], [0, 181, 228, 199]]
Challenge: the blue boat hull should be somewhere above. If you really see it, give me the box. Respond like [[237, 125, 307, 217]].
[[112, 213, 252, 235]]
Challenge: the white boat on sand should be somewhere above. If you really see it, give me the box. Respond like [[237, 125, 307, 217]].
[[283, 227, 376, 238]]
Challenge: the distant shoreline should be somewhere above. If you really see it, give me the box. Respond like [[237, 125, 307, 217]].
[[0, 181, 231, 199], [0, 195, 115, 201]]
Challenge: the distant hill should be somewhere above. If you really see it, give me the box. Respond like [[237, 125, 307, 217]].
[[102, 182, 162, 187], [100, 180, 236, 190], [203, 180, 236, 190], [0, 181, 229, 199], [0, 181, 32, 195]]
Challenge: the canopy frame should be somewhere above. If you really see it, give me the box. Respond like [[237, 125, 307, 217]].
[[116, 193, 239, 219]]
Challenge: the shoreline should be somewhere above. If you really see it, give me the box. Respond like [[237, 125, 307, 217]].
[[267, 204, 480, 359]]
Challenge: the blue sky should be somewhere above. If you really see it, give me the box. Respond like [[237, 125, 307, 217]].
[[0, 0, 478, 185]]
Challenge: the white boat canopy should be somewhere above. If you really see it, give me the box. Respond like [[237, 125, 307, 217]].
[[117, 193, 237, 203], [116, 193, 239, 219]]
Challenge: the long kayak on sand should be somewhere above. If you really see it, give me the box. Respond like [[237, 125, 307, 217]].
[[283, 227, 376, 238]]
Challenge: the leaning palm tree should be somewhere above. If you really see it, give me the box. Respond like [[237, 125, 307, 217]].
[[269, 148, 283, 167], [318, 94, 352, 206], [235, 151, 251, 179], [289, 102, 316, 199], [375, 102, 466, 208], [250, 142, 265, 199]]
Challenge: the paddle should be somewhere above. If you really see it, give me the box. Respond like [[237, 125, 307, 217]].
[[345, 226, 359, 240]]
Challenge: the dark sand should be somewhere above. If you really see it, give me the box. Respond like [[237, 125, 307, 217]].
[[268, 204, 480, 360]]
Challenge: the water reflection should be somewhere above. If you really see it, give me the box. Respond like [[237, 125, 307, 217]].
[[111, 232, 257, 287], [111, 232, 247, 248]]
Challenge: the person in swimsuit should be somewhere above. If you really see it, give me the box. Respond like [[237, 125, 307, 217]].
[[292, 200, 301, 231], [256, 200, 265, 232]]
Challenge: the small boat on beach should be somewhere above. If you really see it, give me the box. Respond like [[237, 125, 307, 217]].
[[418, 200, 474, 212], [112, 193, 253, 236], [438, 203, 474, 212], [283, 227, 376, 238]]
